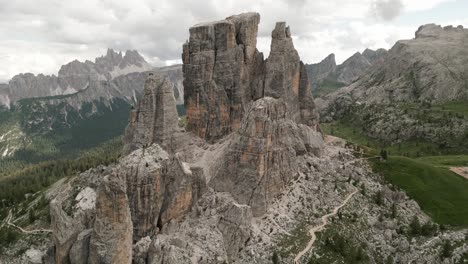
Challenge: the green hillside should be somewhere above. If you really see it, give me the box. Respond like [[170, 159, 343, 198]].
[[0, 97, 131, 174]]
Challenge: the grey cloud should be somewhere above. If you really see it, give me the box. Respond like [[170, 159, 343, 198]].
[[370, 0, 404, 21], [0, 0, 432, 81]]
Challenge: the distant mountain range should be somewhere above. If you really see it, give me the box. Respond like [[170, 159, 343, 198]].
[[317, 24, 468, 154], [305, 48, 387, 96], [0, 49, 183, 166]]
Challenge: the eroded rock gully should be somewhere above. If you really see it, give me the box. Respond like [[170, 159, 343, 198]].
[[48, 12, 324, 264]]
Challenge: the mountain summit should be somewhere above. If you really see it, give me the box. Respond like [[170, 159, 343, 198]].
[[2, 49, 152, 106]]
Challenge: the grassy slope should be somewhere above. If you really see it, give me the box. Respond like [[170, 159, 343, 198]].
[[321, 122, 440, 157], [371, 156, 468, 226], [322, 119, 468, 227], [312, 74, 347, 97]]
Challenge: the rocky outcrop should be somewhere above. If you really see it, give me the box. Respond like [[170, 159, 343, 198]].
[[306, 54, 337, 93], [133, 236, 152, 264], [89, 173, 133, 264], [362, 48, 387, 65], [122, 145, 206, 240], [182, 12, 265, 142], [210, 97, 323, 215], [321, 24, 468, 107], [182, 14, 323, 216], [123, 74, 179, 154], [50, 200, 85, 264], [305, 49, 387, 96], [154, 65, 184, 105], [218, 202, 253, 262], [264, 22, 318, 127], [335, 52, 372, 84], [183, 13, 319, 142], [69, 229, 92, 264], [47, 12, 324, 264]]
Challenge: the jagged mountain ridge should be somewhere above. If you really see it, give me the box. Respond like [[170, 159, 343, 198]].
[[0, 51, 184, 160], [1, 49, 152, 106], [319, 24, 468, 106], [316, 24, 468, 151], [305, 48, 387, 96]]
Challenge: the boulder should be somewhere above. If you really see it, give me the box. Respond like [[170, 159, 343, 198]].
[[133, 236, 152, 264]]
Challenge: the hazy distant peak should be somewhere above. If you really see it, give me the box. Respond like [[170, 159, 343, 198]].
[[415, 23, 467, 39]]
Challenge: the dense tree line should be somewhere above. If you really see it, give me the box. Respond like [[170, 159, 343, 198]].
[[0, 139, 122, 207]]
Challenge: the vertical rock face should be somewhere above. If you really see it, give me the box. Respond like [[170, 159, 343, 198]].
[[210, 98, 323, 215], [122, 145, 206, 241], [123, 74, 179, 154], [182, 12, 265, 142], [264, 22, 318, 126], [158, 156, 206, 225], [182, 13, 323, 216], [50, 200, 84, 264], [69, 229, 92, 264], [183, 13, 319, 142], [218, 202, 253, 262], [122, 146, 169, 240], [89, 173, 133, 264]]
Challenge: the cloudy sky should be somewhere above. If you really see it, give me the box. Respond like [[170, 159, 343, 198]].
[[0, 0, 467, 83]]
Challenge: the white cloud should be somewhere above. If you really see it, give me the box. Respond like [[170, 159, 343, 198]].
[[0, 0, 465, 82], [401, 0, 455, 11]]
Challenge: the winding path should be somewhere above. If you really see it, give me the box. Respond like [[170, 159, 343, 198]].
[[4, 210, 52, 234], [293, 186, 358, 263]]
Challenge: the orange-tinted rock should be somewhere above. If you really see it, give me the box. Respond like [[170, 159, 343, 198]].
[[89, 172, 133, 264], [183, 14, 319, 143], [210, 97, 323, 216], [182, 13, 265, 142], [122, 145, 206, 241]]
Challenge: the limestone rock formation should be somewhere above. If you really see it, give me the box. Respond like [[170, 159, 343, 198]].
[[69, 229, 92, 264], [183, 13, 319, 142], [89, 173, 133, 264], [182, 12, 265, 142], [217, 202, 253, 262], [362, 48, 387, 65], [50, 200, 85, 264], [121, 145, 206, 241], [154, 65, 184, 105], [335, 52, 372, 84], [123, 74, 179, 154], [47, 12, 324, 264], [321, 24, 468, 107], [210, 97, 323, 215], [2, 49, 151, 105], [306, 53, 337, 92], [264, 22, 318, 127], [122, 146, 169, 240], [305, 48, 387, 96]]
